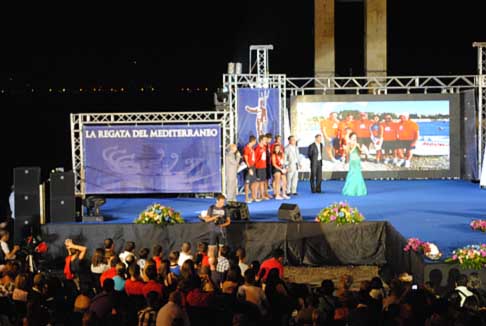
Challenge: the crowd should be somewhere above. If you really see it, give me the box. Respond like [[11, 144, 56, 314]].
[[0, 228, 486, 325]]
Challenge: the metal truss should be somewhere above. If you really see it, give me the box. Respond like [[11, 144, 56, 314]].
[[70, 111, 232, 197], [223, 73, 287, 143], [286, 75, 477, 95], [474, 42, 486, 174], [249, 45, 274, 83]]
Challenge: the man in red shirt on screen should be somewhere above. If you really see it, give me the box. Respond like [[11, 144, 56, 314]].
[[396, 113, 419, 168], [353, 112, 372, 159]]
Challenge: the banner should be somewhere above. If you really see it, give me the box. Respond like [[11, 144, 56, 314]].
[[237, 88, 280, 147], [83, 124, 222, 194]]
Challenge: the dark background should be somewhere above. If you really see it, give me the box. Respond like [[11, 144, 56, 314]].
[[0, 2, 485, 214]]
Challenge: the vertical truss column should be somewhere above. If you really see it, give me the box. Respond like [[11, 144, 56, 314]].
[[473, 42, 486, 175], [249, 45, 274, 87]]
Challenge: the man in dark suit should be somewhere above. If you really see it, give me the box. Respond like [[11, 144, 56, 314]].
[[307, 134, 324, 193]]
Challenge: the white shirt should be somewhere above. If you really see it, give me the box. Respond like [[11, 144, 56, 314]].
[[119, 251, 135, 266], [315, 142, 322, 160], [9, 192, 14, 219], [239, 261, 249, 276], [178, 252, 193, 266]]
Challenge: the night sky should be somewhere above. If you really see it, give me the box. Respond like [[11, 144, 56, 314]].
[[0, 2, 485, 209]]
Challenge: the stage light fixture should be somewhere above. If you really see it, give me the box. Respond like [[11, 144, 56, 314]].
[[83, 196, 106, 217]]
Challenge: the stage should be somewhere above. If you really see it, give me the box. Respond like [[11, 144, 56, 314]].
[[40, 179, 485, 283]]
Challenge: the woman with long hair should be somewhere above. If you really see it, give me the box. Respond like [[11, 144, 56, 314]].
[[271, 144, 290, 200], [342, 132, 367, 196], [90, 248, 109, 294]]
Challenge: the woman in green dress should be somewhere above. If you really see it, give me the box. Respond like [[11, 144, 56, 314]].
[[342, 132, 367, 196]]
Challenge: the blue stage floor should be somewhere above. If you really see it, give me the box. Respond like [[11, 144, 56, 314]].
[[94, 180, 485, 256]]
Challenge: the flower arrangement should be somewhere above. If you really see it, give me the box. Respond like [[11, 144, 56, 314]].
[[314, 201, 365, 225], [445, 244, 486, 270], [470, 220, 486, 232], [404, 238, 442, 260], [403, 238, 432, 254], [134, 203, 184, 226]]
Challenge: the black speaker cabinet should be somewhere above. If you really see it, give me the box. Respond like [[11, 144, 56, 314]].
[[278, 203, 302, 222], [14, 215, 40, 244], [226, 201, 250, 221], [50, 171, 75, 222], [14, 167, 40, 219]]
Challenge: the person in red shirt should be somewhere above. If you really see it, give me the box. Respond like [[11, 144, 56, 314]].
[[396, 113, 419, 168], [258, 248, 284, 282], [270, 135, 284, 154], [264, 133, 273, 199], [243, 135, 257, 203], [271, 144, 290, 200], [254, 135, 269, 201], [100, 256, 119, 287], [353, 112, 372, 159], [380, 114, 398, 164], [338, 114, 354, 142], [125, 264, 145, 296], [142, 264, 163, 298]]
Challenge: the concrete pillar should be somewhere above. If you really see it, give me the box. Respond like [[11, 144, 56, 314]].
[[315, 0, 335, 79], [365, 0, 387, 79]]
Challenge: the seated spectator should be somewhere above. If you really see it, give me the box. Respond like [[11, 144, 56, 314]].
[[13, 273, 29, 302], [125, 264, 145, 296], [159, 259, 178, 296], [0, 261, 17, 297], [138, 247, 150, 271], [237, 268, 268, 316], [454, 274, 474, 307], [467, 272, 486, 308], [178, 242, 193, 267], [383, 278, 403, 311], [156, 291, 190, 326], [295, 295, 319, 325], [168, 251, 181, 276], [265, 268, 295, 324], [316, 279, 337, 324], [336, 274, 354, 306], [113, 262, 126, 292], [100, 256, 119, 287], [236, 247, 249, 276], [216, 245, 231, 276], [137, 291, 160, 326], [67, 293, 91, 325], [152, 245, 163, 272], [179, 260, 201, 294], [104, 238, 115, 259], [259, 248, 284, 282], [142, 264, 163, 299], [90, 248, 109, 294], [194, 242, 209, 269], [89, 278, 115, 322], [119, 241, 136, 266], [428, 268, 447, 298]]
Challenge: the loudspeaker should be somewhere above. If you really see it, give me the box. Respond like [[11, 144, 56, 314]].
[[49, 171, 75, 222], [278, 203, 302, 222], [226, 201, 249, 221], [14, 167, 40, 219], [14, 216, 40, 245]]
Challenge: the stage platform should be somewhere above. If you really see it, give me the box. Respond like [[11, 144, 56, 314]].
[[40, 180, 485, 283]]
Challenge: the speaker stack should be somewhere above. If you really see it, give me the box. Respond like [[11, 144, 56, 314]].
[[14, 167, 41, 244], [49, 171, 75, 223], [226, 201, 250, 221], [278, 203, 303, 222]]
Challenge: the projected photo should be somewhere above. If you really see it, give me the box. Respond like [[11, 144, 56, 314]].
[[291, 99, 450, 172]]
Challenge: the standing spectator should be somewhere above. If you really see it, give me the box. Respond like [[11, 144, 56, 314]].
[[216, 245, 231, 277], [468, 272, 486, 307], [259, 249, 284, 282], [91, 248, 109, 294], [152, 245, 163, 272], [0, 230, 20, 271], [178, 242, 193, 267], [194, 242, 209, 269], [100, 256, 119, 287], [454, 274, 474, 307], [64, 239, 87, 291], [119, 241, 136, 266], [236, 247, 249, 276], [138, 247, 150, 272], [225, 143, 241, 202]]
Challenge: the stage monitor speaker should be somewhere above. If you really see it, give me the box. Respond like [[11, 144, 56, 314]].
[[49, 171, 75, 222], [14, 167, 41, 219], [278, 203, 302, 222], [226, 201, 249, 221]]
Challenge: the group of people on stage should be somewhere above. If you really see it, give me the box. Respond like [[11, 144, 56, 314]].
[[226, 133, 301, 204], [319, 111, 419, 168]]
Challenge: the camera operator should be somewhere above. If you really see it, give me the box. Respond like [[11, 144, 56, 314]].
[[0, 230, 20, 271]]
